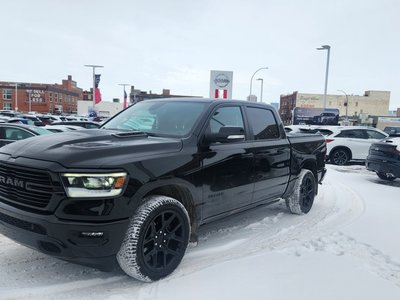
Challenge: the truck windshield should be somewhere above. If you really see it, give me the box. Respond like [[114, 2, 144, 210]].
[[101, 101, 208, 137]]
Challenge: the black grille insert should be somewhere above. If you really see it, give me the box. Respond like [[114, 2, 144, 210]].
[[0, 163, 54, 209]]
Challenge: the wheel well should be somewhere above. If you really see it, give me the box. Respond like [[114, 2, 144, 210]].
[[302, 160, 317, 181], [144, 185, 198, 240], [330, 146, 352, 160]]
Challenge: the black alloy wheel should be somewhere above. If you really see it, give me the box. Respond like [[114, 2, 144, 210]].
[[285, 169, 316, 215], [331, 149, 350, 165], [299, 173, 315, 213], [141, 210, 186, 271], [117, 196, 190, 282]]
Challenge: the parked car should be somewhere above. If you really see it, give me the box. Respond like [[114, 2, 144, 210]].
[[50, 121, 100, 129], [0, 98, 326, 282], [366, 137, 400, 181], [383, 126, 400, 137], [20, 114, 45, 126], [320, 126, 388, 165], [0, 123, 53, 147]]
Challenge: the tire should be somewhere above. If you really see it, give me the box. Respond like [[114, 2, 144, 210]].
[[330, 149, 350, 165], [376, 172, 396, 181], [285, 169, 316, 215], [117, 195, 190, 282]]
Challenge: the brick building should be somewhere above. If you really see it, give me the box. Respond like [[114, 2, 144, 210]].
[[0, 75, 83, 114]]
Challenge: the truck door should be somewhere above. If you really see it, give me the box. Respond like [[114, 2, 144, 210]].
[[200, 105, 254, 220], [245, 106, 291, 202]]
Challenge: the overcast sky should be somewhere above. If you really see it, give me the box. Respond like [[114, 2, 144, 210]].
[[1, 0, 399, 110]]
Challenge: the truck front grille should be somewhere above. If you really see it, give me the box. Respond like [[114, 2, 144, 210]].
[[0, 163, 54, 209]]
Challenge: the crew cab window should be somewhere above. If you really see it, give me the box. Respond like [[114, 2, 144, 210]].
[[208, 106, 244, 134], [247, 107, 279, 140]]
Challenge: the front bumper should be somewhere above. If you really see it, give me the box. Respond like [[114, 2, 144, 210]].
[[0, 202, 130, 271]]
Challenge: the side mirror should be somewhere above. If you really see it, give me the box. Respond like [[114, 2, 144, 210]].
[[205, 126, 245, 144]]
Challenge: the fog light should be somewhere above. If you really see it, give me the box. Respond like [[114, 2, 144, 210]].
[[80, 231, 104, 237]]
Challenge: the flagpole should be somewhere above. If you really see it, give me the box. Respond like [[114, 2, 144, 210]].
[[118, 83, 130, 108], [84, 64, 104, 108]]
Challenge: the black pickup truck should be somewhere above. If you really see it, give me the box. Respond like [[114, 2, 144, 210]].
[[0, 99, 326, 282]]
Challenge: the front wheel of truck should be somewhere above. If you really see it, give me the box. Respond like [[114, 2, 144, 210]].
[[117, 195, 190, 282], [285, 169, 316, 215]]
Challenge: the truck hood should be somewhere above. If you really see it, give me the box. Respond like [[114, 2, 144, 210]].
[[0, 129, 183, 168]]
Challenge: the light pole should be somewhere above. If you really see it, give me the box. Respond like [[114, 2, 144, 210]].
[[337, 89, 349, 121], [249, 67, 268, 101], [118, 83, 130, 109], [84, 64, 104, 108], [317, 45, 331, 110], [28, 89, 32, 113], [256, 78, 264, 102], [14, 83, 18, 111]]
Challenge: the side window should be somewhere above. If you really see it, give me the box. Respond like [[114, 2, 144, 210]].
[[247, 107, 279, 140], [5, 128, 33, 140], [366, 130, 386, 139], [208, 106, 244, 134], [336, 129, 366, 139]]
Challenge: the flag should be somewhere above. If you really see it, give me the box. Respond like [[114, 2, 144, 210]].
[[123, 90, 128, 109], [95, 74, 101, 88], [95, 88, 102, 104], [94, 74, 102, 104]]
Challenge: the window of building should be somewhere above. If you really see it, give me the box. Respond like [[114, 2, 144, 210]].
[[246, 107, 280, 140], [3, 102, 12, 110], [2, 89, 12, 100]]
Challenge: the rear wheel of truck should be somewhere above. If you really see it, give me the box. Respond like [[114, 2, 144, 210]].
[[117, 195, 190, 282], [285, 169, 316, 215]]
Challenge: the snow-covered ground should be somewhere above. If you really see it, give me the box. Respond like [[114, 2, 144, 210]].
[[1, 164, 400, 300]]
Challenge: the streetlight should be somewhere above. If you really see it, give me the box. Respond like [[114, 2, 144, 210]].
[[256, 78, 264, 102], [14, 83, 18, 111], [337, 89, 349, 121], [249, 67, 268, 101], [317, 45, 331, 110], [118, 83, 130, 109], [84, 64, 104, 108]]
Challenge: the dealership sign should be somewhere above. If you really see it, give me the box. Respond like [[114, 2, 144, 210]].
[[209, 70, 233, 100]]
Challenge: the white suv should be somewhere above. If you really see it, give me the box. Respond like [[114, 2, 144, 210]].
[[320, 126, 388, 165]]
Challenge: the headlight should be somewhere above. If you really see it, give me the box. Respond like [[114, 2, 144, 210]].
[[61, 172, 127, 198]]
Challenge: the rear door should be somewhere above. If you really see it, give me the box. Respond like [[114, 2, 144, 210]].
[[245, 106, 291, 202], [335, 129, 369, 159]]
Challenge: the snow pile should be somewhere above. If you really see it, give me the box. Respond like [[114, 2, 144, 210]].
[[0, 164, 399, 299]]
